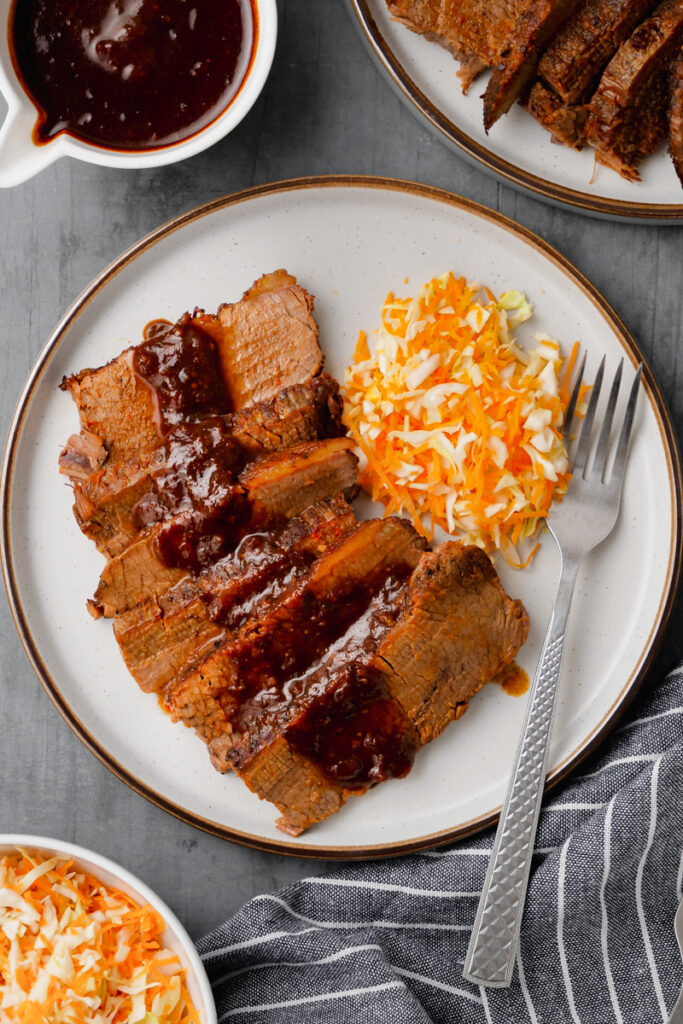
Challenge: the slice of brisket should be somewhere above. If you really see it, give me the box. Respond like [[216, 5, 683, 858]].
[[165, 518, 427, 751], [92, 438, 359, 617], [60, 347, 163, 487], [113, 496, 357, 694], [538, 0, 659, 103], [229, 373, 344, 455], [215, 271, 323, 410], [526, 80, 588, 147], [387, 0, 534, 91], [373, 542, 528, 744], [483, 0, 584, 130], [669, 48, 683, 183], [60, 272, 324, 494], [236, 662, 419, 836], [240, 438, 358, 522], [223, 541, 528, 835], [585, 0, 683, 180], [68, 375, 345, 559]]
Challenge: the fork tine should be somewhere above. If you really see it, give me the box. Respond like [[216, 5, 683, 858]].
[[591, 359, 623, 480], [608, 363, 642, 488], [563, 351, 586, 442], [572, 355, 605, 475]]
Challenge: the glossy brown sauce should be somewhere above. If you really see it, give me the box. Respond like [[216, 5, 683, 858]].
[[288, 664, 416, 787], [229, 571, 417, 787], [135, 316, 231, 431], [496, 661, 530, 697], [9, 0, 252, 150], [131, 317, 252, 572]]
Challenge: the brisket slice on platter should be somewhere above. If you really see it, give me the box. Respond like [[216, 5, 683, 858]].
[[165, 517, 427, 751], [526, 0, 658, 147], [67, 374, 345, 559], [214, 270, 322, 410], [92, 438, 359, 618], [669, 48, 683, 182], [59, 271, 327, 551], [113, 496, 357, 695], [227, 542, 529, 836], [483, 0, 584, 130], [386, 0, 535, 91], [526, 81, 588, 146], [585, 0, 683, 180], [165, 519, 528, 835]]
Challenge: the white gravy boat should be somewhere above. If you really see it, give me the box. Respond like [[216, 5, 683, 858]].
[[0, 0, 277, 188]]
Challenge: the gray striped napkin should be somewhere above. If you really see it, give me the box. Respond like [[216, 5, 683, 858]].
[[198, 662, 683, 1023]]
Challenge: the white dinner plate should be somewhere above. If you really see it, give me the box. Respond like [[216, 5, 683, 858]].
[[348, 0, 683, 222], [2, 177, 681, 858]]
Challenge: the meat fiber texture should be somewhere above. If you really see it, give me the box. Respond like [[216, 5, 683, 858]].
[[538, 0, 659, 103], [669, 48, 683, 183], [240, 542, 529, 835], [483, 0, 585, 130], [92, 438, 359, 617], [59, 271, 328, 553], [586, 0, 683, 179], [113, 496, 358, 694], [165, 516, 528, 836], [68, 375, 345, 559], [386, 0, 535, 90], [527, 0, 658, 147], [216, 271, 323, 410]]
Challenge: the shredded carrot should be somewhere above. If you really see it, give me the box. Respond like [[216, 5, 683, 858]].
[[0, 849, 199, 1024], [342, 272, 574, 565]]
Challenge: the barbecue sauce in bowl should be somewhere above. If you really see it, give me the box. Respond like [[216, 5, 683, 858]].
[[9, 0, 253, 150]]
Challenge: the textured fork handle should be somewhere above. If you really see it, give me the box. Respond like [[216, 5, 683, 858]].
[[462, 555, 581, 988]]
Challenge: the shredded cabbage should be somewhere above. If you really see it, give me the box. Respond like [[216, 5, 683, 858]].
[[343, 272, 578, 565], [0, 850, 199, 1024]]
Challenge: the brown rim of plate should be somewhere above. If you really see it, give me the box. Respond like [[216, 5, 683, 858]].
[[2, 175, 681, 860], [349, 0, 683, 222]]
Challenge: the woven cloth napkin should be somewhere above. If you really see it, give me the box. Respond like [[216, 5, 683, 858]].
[[198, 662, 683, 1023]]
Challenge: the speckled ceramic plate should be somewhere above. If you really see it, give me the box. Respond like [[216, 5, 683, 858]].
[[2, 177, 680, 858], [348, 1, 683, 221]]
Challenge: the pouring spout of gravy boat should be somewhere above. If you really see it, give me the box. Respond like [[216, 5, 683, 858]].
[[0, 105, 63, 188]]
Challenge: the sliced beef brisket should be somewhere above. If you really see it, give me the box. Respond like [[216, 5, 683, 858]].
[[538, 0, 658, 103], [526, 80, 588, 146], [113, 496, 357, 694], [527, 0, 658, 146], [585, 0, 683, 179], [166, 518, 426, 751], [223, 541, 529, 835], [387, 0, 535, 90], [92, 438, 359, 617], [67, 375, 345, 558], [215, 270, 323, 409], [669, 48, 683, 183], [483, 0, 584, 129], [373, 542, 528, 744]]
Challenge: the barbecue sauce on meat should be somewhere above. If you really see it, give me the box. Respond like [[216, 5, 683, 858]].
[[287, 664, 416, 786], [227, 570, 418, 787], [135, 316, 231, 430], [132, 317, 251, 572], [9, 0, 250, 150]]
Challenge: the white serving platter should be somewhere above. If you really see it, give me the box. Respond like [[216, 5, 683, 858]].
[[348, 1, 683, 222], [2, 177, 680, 857]]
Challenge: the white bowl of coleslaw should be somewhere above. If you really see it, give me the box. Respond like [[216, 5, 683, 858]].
[[0, 835, 217, 1024]]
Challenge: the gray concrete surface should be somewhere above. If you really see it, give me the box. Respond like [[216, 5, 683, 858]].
[[0, 0, 681, 941]]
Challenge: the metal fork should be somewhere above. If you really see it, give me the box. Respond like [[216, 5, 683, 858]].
[[462, 356, 643, 989]]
